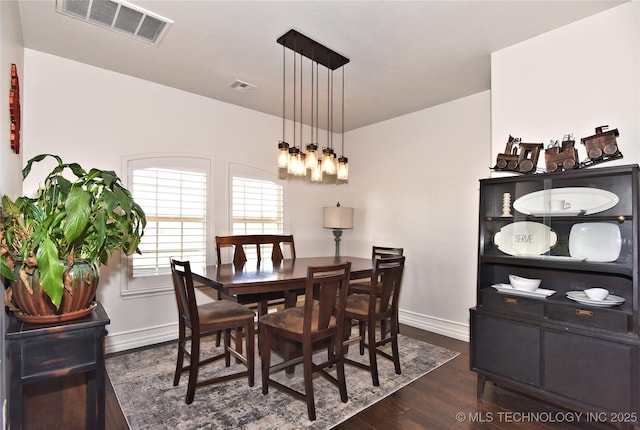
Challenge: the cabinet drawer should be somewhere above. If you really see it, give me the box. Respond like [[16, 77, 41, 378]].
[[480, 291, 544, 316], [545, 303, 630, 333]]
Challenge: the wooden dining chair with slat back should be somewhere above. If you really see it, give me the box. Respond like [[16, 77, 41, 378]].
[[259, 262, 352, 421], [349, 246, 404, 336], [170, 258, 255, 404], [215, 234, 296, 317], [343, 255, 406, 386]]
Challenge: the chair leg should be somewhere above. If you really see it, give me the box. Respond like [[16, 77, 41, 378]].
[[186, 337, 200, 404], [358, 321, 366, 355], [173, 325, 185, 386], [302, 338, 316, 421], [335, 337, 348, 403], [246, 320, 255, 387], [368, 319, 380, 387], [224, 328, 232, 367], [261, 327, 272, 395], [391, 316, 401, 375]]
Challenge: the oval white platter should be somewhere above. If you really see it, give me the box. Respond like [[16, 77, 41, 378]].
[[566, 291, 625, 307], [513, 187, 619, 216], [493, 221, 558, 256], [492, 283, 556, 298], [569, 223, 621, 262]]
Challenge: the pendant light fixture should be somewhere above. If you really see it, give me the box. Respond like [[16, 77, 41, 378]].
[[337, 67, 349, 181], [276, 29, 349, 182]]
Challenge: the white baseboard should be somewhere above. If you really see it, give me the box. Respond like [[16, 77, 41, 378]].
[[399, 309, 470, 342], [105, 311, 469, 355], [105, 322, 178, 354]]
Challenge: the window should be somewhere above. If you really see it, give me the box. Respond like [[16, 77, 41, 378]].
[[229, 164, 286, 261], [122, 156, 212, 295]]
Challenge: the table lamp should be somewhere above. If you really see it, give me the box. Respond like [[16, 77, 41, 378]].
[[323, 203, 353, 257]]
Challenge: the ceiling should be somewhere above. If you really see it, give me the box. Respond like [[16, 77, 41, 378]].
[[17, 0, 625, 132]]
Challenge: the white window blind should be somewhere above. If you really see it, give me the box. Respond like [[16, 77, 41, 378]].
[[231, 176, 284, 260], [132, 167, 207, 277]]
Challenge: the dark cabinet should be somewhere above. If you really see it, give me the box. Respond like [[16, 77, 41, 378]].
[[5, 302, 110, 430], [470, 164, 640, 416]]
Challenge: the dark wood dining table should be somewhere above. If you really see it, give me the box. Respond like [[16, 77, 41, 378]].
[[192, 256, 373, 307], [191, 256, 373, 373]]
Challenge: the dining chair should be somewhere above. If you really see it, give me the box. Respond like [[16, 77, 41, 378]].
[[349, 246, 404, 337], [349, 246, 404, 294], [259, 262, 352, 421], [343, 255, 405, 386], [170, 257, 255, 404], [215, 234, 296, 318]]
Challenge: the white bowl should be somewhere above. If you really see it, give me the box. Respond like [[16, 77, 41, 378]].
[[584, 288, 609, 301], [509, 275, 541, 291]]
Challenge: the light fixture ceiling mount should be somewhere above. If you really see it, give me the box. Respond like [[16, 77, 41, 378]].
[[276, 29, 350, 182]]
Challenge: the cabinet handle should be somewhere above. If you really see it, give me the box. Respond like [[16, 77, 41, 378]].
[[504, 298, 518, 305], [576, 309, 594, 317]]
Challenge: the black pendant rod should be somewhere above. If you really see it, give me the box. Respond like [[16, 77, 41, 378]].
[[277, 29, 349, 70]]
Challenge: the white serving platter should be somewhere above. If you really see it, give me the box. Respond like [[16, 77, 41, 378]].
[[569, 223, 621, 262], [492, 283, 556, 298], [493, 221, 558, 256], [513, 187, 619, 216], [566, 291, 625, 307]]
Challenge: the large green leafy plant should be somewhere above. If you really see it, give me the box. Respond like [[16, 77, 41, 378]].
[[0, 154, 146, 309]]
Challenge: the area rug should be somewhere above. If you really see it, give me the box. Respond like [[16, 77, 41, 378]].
[[106, 334, 459, 430]]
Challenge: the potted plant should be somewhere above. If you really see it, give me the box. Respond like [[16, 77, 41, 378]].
[[0, 154, 146, 322]]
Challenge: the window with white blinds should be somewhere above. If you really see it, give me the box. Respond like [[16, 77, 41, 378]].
[[231, 175, 284, 261], [133, 168, 207, 276], [232, 177, 283, 234], [122, 156, 211, 295]]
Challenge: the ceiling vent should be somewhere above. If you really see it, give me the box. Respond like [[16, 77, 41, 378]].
[[56, 0, 173, 46], [230, 80, 257, 93]]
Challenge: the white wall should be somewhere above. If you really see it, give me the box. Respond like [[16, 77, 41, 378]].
[[346, 92, 491, 340], [491, 1, 639, 169], [0, 1, 23, 201]]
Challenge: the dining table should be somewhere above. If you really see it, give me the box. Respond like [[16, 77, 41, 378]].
[[191, 256, 373, 373], [192, 256, 373, 307]]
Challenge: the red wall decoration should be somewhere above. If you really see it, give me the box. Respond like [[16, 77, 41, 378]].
[[9, 63, 20, 154]]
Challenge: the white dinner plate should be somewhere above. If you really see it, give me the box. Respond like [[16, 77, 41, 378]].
[[492, 283, 556, 298], [569, 223, 621, 262], [513, 187, 619, 216], [493, 221, 558, 256], [566, 291, 625, 307]]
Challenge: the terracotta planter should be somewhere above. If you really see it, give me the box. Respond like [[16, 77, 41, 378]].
[[10, 260, 100, 323]]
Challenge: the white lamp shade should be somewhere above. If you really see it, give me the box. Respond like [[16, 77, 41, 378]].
[[323, 206, 353, 229]]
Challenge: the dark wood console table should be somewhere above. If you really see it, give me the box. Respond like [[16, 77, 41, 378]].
[[5, 302, 110, 430]]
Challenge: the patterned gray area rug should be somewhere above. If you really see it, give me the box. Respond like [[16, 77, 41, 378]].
[[106, 334, 459, 430]]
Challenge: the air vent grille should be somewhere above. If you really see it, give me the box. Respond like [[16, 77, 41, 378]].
[[56, 0, 173, 45]]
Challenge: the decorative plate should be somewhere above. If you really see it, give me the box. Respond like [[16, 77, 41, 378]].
[[569, 223, 621, 262], [492, 283, 556, 298], [513, 187, 619, 216], [493, 221, 558, 256], [566, 291, 625, 307]]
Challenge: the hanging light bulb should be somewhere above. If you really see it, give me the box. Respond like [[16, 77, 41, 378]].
[[322, 147, 336, 175], [311, 159, 323, 182], [305, 144, 318, 169], [336, 67, 349, 181], [295, 152, 306, 176], [277, 44, 289, 169], [287, 146, 300, 174], [337, 156, 349, 180], [278, 141, 290, 168]]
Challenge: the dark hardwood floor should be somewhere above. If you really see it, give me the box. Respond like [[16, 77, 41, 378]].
[[105, 324, 626, 430]]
